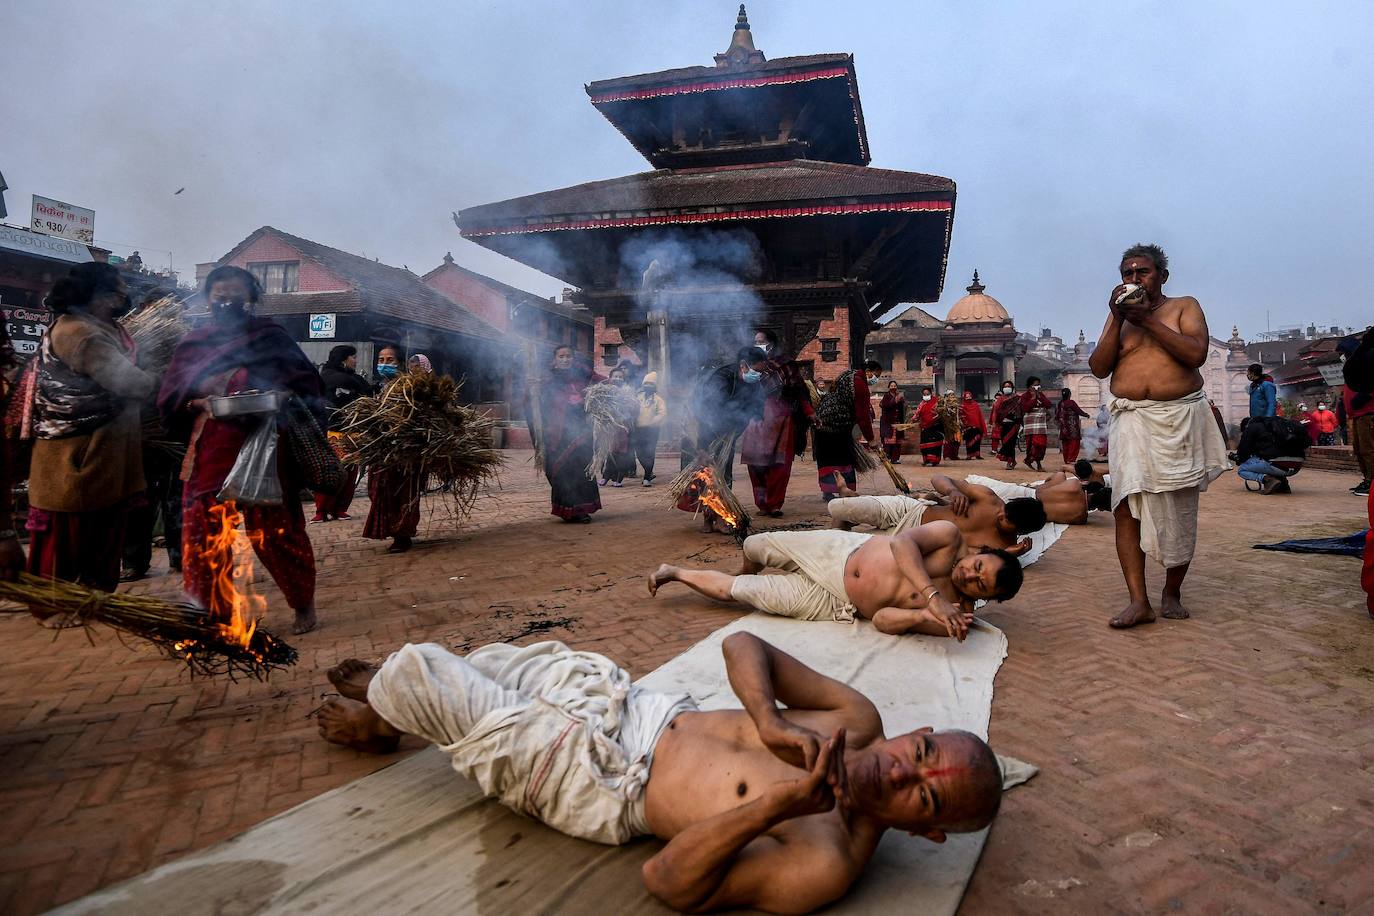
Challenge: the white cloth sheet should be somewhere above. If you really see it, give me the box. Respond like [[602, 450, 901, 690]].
[[60, 617, 1033, 916]]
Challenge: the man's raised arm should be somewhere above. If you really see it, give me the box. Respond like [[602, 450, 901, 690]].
[[723, 632, 880, 766], [1089, 310, 1124, 379], [889, 522, 968, 640], [641, 733, 858, 914]]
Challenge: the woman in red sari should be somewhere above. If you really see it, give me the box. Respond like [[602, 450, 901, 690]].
[[960, 391, 987, 459], [989, 380, 1023, 470], [538, 346, 603, 522], [159, 266, 326, 634], [914, 386, 944, 466], [878, 381, 906, 463], [361, 346, 425, 553]]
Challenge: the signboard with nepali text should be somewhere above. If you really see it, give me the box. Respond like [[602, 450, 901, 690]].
[[31, 195, 95, 244], [0, 293, 53, 357]]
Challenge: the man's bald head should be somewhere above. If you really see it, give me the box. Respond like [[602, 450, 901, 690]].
[[853, 728, 1003, 841]]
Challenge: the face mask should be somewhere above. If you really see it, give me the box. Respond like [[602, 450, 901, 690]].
[[1002, 387, 1013, 395], [212, 299, 250, 322], [1318, 405, 1327, 411], [757, 342, 771, 354], [867, 375, 879, 386], [1032, 385, 1041, 391], [376, 364, 399, 378], [111, 292, 135, 319], [742, 369, 762, 384], [922, 394, 932, 402]]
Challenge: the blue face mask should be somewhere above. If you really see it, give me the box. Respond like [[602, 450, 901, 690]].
[[376, 363, 399, 378], [742, 369, 762, 384]]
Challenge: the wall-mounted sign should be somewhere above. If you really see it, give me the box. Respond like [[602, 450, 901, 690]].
[[309, 313, 337, 339], [31, 196, 95, 244], [0, 295, 53, 356], [0, 224, 93, 264]]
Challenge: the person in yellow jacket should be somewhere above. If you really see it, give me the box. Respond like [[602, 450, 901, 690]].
[[633, 372, 668, 486]]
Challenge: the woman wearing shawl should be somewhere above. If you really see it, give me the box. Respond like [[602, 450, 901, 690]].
[[158, 266, 325, 635], [913, 386, 944, 466], [29, 263, 152, 593], [959, 391, 987, 459], [537, 345, 602, 522], [362, 347, 425, 552], [990, 380, 1023, 470], [313, 344, 374, 522], [878, 381, 906, 463]]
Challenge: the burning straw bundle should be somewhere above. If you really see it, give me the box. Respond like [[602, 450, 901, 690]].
[[0, 573, 297, 679], [336, 372, 502, 517], [668, 434, 751, 539], [853, 441, 880, 474], [582, 382, 640, 480]]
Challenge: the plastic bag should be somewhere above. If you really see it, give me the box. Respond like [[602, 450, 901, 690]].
[[217, 415, 283, 506]]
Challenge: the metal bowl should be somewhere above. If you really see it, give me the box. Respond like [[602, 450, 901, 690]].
[[208, 390, 285, 418]]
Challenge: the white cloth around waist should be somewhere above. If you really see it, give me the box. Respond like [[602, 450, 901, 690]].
[[367, 641, 696, 845], [827, 495, 933, 534]]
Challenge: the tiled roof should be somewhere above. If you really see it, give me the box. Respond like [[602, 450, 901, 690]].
[[459, 160, 955, 232], [421, 259, 592, 326], [219, 228, 509, 341], [586, 53, 852, 95]]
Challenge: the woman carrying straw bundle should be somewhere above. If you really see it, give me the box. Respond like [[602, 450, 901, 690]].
[[597, 365, 635, 487], [159, 265, 327, 635], [361, 346, 425, 552], [536, 345, 603, 523], [811, 360, 880, 501], [27, 263, 153, 596]]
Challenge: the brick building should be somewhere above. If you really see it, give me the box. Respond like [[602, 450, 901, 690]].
[[195, 226, 517, 405]]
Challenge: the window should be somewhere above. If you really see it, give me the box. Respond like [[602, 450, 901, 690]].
[[602, 342, 620, 362], [900, 319, 917, 328], [819, 338, 840, 362], [904, 346, 923, 369], [248, 261, 299, 293]]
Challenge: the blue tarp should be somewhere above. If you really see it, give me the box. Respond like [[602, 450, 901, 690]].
[[1253, 531, 1368, 557]]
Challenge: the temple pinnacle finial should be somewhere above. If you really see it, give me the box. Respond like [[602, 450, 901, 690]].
[[716, 2, 765, 67], [966, 269, 985, 295]]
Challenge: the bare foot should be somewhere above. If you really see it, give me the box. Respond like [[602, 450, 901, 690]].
[[1160, 594, 1190, 620], [648, 564, 677, 596], [292, 605, 318, 635], [317, 699, 400, 754], [327, 658, 379, 702], [1109, 600, 1156, 629]]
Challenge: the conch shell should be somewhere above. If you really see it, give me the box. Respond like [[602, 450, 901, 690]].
[[1114, 283, 1147, 307]]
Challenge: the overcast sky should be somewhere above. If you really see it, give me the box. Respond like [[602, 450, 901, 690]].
[[3, 0, 1370, 339]]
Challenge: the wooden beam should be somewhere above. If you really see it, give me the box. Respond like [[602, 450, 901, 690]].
[[850, 216, 911, 277]]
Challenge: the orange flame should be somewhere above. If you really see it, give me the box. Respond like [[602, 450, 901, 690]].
[[688, 467, 741, 530], [174, 500, 266, 661]]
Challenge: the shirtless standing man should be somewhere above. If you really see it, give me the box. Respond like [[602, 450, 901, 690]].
[[649, 521, 1023, 640], [318, 632, 1003, 914], [1088, 243, 1228, 628], [829, 474, 1046, 554]]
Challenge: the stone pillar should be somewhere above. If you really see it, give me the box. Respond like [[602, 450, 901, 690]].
[[942, 353, 957, 393], [1000, 353, 1016, 384]]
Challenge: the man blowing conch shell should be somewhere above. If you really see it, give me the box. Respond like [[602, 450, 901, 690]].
[[1088, 244, 1229, 629]]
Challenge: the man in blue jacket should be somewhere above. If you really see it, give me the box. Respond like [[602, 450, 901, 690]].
[[1247, 363, 1277, 418]]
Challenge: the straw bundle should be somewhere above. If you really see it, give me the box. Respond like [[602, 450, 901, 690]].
[[122, 295, 189, 377], [582, 382, 640, 480], [0, 573, 296, 679], [668, 434, 751, 540], [852, 442, 880, 474], [877, 451, 912, 494], [336, 372, 501, 517]]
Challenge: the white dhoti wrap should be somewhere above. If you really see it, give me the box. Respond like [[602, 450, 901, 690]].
[[730, 530, 872, 622], [367, 641, 696, 845], [1107, 389, 1230, 568], [827, 495, 933, 534]]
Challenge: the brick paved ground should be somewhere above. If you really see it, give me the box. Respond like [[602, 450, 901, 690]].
[[0, 451, 1369, 914]]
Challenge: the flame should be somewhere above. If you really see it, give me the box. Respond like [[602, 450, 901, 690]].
[[175, 500, 266, 658], [687, 467, 741, 531]]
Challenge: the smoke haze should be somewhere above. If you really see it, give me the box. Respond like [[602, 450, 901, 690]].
[[2, 1, 1371, 339]]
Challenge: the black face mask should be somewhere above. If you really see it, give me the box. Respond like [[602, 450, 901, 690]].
[[212, 299, 251, 323], [111, 292, 135, 319]]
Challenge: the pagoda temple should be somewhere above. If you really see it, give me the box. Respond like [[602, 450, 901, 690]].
[[458, 6, 956, 390]]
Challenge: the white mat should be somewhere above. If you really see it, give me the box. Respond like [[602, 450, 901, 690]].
[[58, 615, 1029, 916]]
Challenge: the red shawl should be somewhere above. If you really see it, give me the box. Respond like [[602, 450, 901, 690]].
[[959, 397, 986, 433]]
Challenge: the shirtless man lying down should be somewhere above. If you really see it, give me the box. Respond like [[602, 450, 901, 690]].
[[318, 632, 1003, 914], [829, 474, 1046, 554], [649, 521, 1024, 641]]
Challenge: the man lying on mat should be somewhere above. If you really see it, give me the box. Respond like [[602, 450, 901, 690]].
[[648, 522, 1023, 641], [318, 632, 1003, 914], [828, 474, 1046, 554]]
